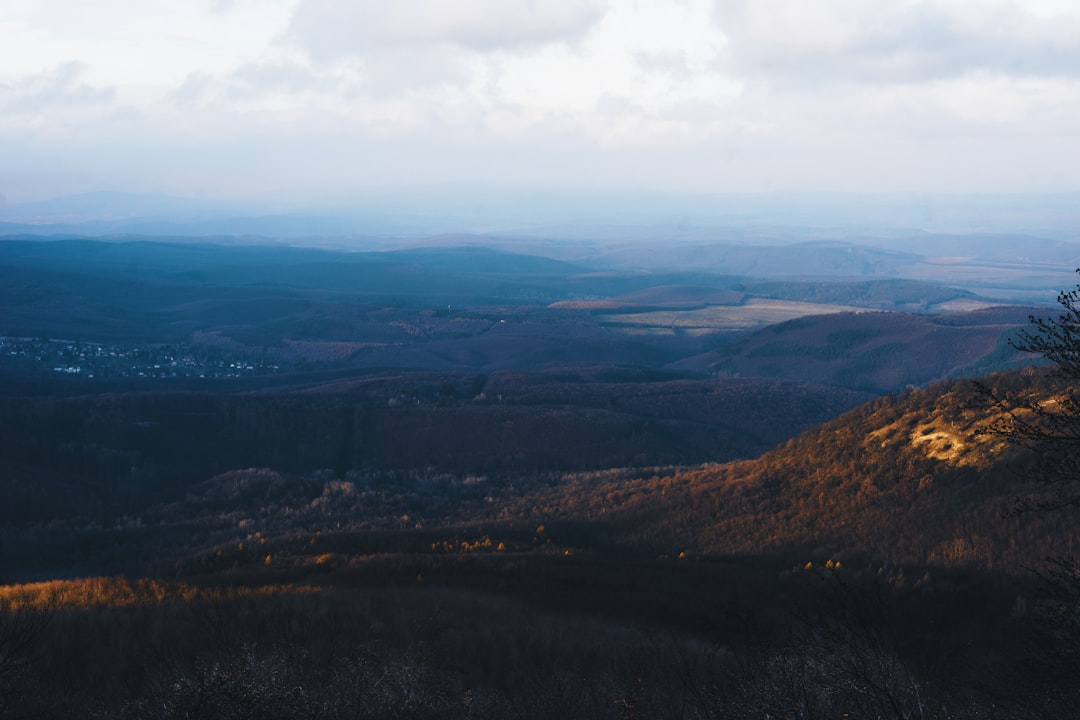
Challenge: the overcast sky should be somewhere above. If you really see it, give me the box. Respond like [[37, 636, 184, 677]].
[[3, 0, 1079, 205]]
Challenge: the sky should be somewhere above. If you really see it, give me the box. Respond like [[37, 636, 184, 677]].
[[2, 0, 1080, 206]]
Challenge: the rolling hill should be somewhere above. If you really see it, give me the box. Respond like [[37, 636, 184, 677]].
[[2, 233, 1076, 718], [672, 306, 1036, 392], [0, 367, 1075, 718]]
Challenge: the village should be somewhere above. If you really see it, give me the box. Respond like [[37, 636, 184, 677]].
[[0, 336, 279, 380]]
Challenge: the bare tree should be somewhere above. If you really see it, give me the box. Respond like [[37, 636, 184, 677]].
[[978, 270, 1080, 512], [976, 270, 1080, 714]]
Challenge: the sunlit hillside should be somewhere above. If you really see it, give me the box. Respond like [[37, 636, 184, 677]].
[[519, 369, 1078, 574]]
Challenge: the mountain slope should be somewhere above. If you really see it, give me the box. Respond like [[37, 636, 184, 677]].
[[521, 369, 1076, 574]]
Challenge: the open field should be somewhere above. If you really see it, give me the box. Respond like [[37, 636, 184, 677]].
[[599, 298, 869, 335]]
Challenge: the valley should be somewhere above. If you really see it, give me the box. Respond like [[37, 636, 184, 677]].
[[1, 232, 1078, 718], [7, 0, 1080, 712]]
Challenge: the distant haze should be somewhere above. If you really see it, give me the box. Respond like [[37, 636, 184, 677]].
[[1, 189, 1079, 244], [2, 1, 1080, 205]]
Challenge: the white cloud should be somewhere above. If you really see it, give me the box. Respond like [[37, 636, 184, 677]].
[[0, 62, 116, 119], [482, 1, 737, 146], [714, 0, 1080, 86], [170, 72, 217, 108], [285, 0, 604, 59], [1, 0, 1080, 202]]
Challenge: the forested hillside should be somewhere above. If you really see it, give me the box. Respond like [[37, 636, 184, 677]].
[[2, 366, 1078, 717], [522, 369, 1077, 573], [2, 237, 1077, 718]]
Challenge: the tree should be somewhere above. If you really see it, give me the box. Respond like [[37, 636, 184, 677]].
[[978, 270, 1080, 513], [977, 270, 1080, 714]]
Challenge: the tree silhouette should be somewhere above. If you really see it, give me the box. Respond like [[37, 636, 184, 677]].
[[977, 270, 1080, 713], [979, 270, 1080, 513]]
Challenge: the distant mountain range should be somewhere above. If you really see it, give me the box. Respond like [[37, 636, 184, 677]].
[[3, 188, 1079, 240]]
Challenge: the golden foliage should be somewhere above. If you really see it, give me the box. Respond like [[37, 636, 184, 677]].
[[430, 535, 501, 553], [0, 577, 319, 611]]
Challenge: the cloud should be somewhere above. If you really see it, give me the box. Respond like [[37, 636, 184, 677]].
[[285, 0, 605, 60], [0, 61, 116, 116], [484, 1, 735, 143], [170, 61, 338, 111], [170, 71, 216, 108], [714, 0, 1080, 87], [231, 60, 325, 96], [3, 0, 1079, 201]]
